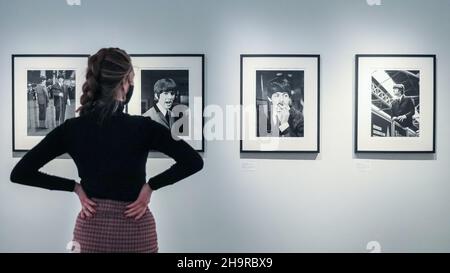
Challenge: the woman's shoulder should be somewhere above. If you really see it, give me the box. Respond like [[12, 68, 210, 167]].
[[58, 116, 90, 132], [126, 114, 157, 126], [62, 114, 165, 134], [61, 113, 106, 129], [63, 114, 91, 124], [126, 114, 171, 134], [62, 113, 150, 124]]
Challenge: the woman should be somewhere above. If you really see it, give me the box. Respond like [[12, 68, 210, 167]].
[[10, 48, 204, 253]]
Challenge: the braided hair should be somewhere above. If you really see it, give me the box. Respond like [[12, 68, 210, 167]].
[[77, 47, 133, 124]]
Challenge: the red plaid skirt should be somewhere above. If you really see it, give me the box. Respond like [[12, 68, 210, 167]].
[[73, 198, 158, 253]]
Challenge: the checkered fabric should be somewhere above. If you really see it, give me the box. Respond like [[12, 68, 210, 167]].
[[73, 198, 158, 253]]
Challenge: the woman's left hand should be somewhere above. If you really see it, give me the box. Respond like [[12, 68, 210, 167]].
[[124, 183, 153, 220]]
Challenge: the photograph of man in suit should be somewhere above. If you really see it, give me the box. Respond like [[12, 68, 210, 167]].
[[35, 76, 49, 129], [258, 72, 304, 138], [389, 83, 416, 130], [51, 75, 70, 126], [142, 78, 176, 129]]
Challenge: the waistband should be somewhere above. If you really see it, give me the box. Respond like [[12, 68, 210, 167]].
[[91, 198, 134, 214]]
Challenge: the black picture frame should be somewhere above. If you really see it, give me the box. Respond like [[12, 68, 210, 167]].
[[355, 54, 436, 153], [12, 54, 90, 152], [240, 54, 320, 153], [129, 54, 205, 152]]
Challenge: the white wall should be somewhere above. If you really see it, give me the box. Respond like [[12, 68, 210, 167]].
[[1, 0, 449, 252]]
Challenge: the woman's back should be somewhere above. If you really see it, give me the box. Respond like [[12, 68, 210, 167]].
[[66, 109, 167, 201]]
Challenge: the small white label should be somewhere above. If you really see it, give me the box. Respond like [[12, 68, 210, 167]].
[[66, 0, 81, 6], [356, 161, 372, 172], [366, 0, 382, 6], [241, 161, 257, 172]]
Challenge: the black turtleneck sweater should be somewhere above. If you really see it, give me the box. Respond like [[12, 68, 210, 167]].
[[10, 108, 204, 201]]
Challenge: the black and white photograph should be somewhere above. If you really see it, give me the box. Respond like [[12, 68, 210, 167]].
[[12, 55, 88, 152], [356, 55, 436, 153], [26, 70, 76, 136], [141, 70, 189, 136], [256, 70, 304, 138], [241, 55, 319, 153], [371, 70, 420, 138], [129, 55, 204, 151]]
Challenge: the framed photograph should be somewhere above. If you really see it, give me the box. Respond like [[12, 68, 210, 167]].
[[355, 54, 436, 153], [240, 55, 320, 153], [12, 54, 89, 152], [129, 54, 204, 151]]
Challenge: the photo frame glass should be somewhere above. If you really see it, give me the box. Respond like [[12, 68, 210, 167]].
[[356, 55, 435, 153], [241, 55, 320, 152], [13, 55, 88, 151], [129, 55, 204, 151]]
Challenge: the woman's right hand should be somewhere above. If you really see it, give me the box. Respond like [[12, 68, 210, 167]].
[[74, 183, 97, 219]]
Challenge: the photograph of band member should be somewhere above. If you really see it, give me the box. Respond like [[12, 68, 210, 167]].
[[141, 70, 189, 135], [390, 84, 416, 128], [371, 70, 420, 137], [35, 76, 49, 129], [256, 71, 304, 137], [51, 74, 71, 126], [26, 70, 76, 136]]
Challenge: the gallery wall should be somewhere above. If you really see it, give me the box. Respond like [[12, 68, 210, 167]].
[[1, 0, 450, 252]]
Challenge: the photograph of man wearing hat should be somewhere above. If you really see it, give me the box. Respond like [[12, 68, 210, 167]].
[[35, 76, 49, 129], [143, 78, 176, 129], [259, 72, 304, 138], [51, 74, 70, 126], [389, 83, 416, 130]]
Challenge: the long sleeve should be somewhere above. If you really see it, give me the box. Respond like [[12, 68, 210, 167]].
[[143, 117, 204, 190], [10, 121, 76, 192]]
